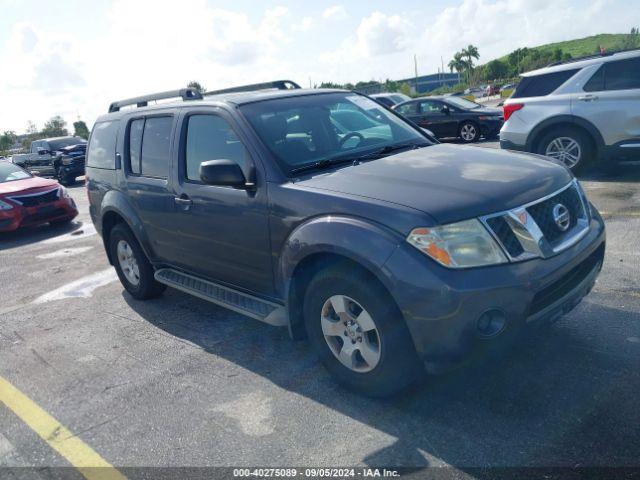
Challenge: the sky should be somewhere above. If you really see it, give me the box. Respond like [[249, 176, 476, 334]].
[[0, 0, 638, 134]]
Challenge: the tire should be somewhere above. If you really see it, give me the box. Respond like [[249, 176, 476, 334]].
[[56, 167, 72, 186], [458, 121, 480, 143], [537, 127, 594, 174], [108, 223, 166, 300], [303, 265, 423, 397]]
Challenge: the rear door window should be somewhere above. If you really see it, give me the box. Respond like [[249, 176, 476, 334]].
[[87, 121, 118, 169], [512, 69, 579, 98], [395, 102, 417, 115], [604, 57, 640, 90], [140, 116, 173, 178], [128, 118, 144, 174]]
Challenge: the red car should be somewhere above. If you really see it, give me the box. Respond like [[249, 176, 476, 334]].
[[0, 160, 78, 232]]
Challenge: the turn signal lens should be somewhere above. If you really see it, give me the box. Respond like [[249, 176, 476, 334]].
[[407, 220, 508, 269]]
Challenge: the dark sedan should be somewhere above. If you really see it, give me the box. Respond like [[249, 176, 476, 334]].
[[393, 96, 503, 142]]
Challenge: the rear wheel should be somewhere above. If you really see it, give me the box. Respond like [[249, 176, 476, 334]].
[[537, 127, 594, 173], [109, 223, 165, 300], [303, 265, 423, 397], [459, 121, 480, 143]]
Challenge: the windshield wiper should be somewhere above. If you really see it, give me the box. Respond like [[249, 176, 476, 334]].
[[289, 142, 428, 176]]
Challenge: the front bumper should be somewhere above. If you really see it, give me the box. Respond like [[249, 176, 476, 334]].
[[382, 209, 606, 368], [479, 120, 503, 138], [0, 197, 78, 232]]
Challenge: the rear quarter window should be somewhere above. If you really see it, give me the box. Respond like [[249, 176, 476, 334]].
[[512, 69, 579, 98], [87, 121, 119, 169]]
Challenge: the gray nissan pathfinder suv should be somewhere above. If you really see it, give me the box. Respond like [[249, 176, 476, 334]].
[[87, 81, 606, 396]]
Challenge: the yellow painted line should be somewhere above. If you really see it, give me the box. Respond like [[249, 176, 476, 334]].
[[599, 211, 640, 217], [0, 376, 126, 480]]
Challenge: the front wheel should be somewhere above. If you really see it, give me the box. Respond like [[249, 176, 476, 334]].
[[459, 121, 480, 143], [303, 265, 423, 397], [56, 167, 73, 186], [109, 223, 166, 300]]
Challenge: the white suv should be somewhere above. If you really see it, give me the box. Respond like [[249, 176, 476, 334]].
[[500, 49, 640, 172]]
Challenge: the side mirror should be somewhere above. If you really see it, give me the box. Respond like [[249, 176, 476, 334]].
[[31, 171, 41, 176], [199, 159, 247, 187], [37, 148, 50, 155]]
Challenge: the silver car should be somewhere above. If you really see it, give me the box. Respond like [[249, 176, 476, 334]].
[[500, 49, 640, 172]]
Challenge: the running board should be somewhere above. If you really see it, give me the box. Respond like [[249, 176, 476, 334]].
[[154, 268, 287, 327]]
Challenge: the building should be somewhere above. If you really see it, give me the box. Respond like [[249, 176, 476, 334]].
[[354, 72, 461, 95]]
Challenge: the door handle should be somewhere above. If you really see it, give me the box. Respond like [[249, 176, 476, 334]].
[[578, 94, 598, 102], [174, 195, 192, 207]]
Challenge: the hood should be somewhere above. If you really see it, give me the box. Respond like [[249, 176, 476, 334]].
[[296, 144, 572, 224], [0, 176, 59, 195], [57, 144, 86, 156]]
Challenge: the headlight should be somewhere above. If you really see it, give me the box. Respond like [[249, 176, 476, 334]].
[[61, 156, 73, 165], [407, 219, 508, 268], [58, 186, 70, 199], [0, 199, 14, 211]]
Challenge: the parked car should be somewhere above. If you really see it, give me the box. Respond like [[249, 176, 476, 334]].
[[500, 49, 640, 172], [11, 136, 87, 185], [0, 160, 78, 232], [464, 87, 485, 98], [393, 95, 503, 142], [87, 81, 605, 396], [369, 92, 412, 108]]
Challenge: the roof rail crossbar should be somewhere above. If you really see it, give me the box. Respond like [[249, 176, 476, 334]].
[[203, 80, 301, 96], [547, 47, 640, 67], [108, 87, 203, 113]]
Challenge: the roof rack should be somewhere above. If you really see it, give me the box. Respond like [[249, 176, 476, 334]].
[[203, 80, 301, 96], [108, 87, 202, 113], [547, 47, 640, 67]]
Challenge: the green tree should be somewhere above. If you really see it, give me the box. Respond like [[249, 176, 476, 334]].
[[448, 52, 468, 75], [187, 80, 206, 93], [41, 116, 68, 137], [0, 131, 17, 153], [73, 120, 90, 139], [399, 82, 412, 96], [484, 59, 508, 80]]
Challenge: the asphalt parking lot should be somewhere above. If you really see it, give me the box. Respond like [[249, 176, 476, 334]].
[[1, 148, 639, 477]]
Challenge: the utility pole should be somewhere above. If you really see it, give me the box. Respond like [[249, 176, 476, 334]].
[[414, 54, 418, 94]]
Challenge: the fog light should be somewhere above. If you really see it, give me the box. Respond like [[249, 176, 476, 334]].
[[477, 309, 506, 338]]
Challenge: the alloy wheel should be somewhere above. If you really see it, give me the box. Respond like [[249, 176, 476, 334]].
[[116, 239, 140, 286], [320, 295, 381, 373], [545, 136, 582, 169], [460, 123, 477, 141]]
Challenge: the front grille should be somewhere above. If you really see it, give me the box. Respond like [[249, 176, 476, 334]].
[[529, 243, 604, 316], [527, 185, 584, 243], [486, 216, 524, 257], [9, 188, 59, 207], [482, 181, 589, 260]]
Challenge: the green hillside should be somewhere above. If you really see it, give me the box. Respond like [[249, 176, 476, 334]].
[[495, 33, 635, 63]]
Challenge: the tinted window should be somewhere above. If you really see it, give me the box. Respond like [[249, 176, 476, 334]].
[[395, 102, 417, 115], [128, 119, 144, 174], [512, 69, 579, 98], [140, 116, 172, 178], [583, 65, 605, 92], [374, 97, 394, 107], [604, 57, 640, 90], [185, 115, 249, 182], [419, 101, 442, 113], [87, 121, 118, 169]]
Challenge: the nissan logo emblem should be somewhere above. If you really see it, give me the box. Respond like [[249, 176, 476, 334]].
[[552, 203, 571, 232]]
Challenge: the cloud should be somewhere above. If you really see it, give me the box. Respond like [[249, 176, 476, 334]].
[[322, 5, 348, 21], [292, 16, 314, 32], [356, 12, 412, 56]]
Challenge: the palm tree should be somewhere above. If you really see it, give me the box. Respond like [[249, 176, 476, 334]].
[[448, 52, 468, 82], [461, 45, 480, 81]]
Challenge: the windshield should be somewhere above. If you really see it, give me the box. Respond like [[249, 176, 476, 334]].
[[48, 137, 87, 151], [240, 92, 431, 175], [0, 162, 31, 183], [445, 96, 481, 110]]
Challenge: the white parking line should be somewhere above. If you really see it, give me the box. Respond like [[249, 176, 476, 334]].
[[37, 246, 94, 260], [33, 268, 118, 304]]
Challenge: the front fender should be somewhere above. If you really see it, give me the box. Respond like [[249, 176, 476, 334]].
[[100, 190, 156, 262], [278, 215, 402, 300]]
